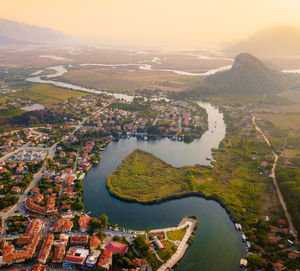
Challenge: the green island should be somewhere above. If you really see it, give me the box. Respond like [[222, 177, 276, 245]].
[[107, 133, 281, 226]]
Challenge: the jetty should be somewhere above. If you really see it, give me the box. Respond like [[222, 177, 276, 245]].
[[155, 217, 197, 271]]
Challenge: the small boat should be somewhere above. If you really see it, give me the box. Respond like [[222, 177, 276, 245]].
[[235, 223, 242, 231], [206, 156, 211, 161], [240, 259, 248, 268], [100, 147, 105, 151], [242, 234, 246, 242]]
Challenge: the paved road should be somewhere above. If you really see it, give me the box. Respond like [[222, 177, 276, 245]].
[[0, 161, 47, 236], [156, 217, 197, 271], [252, 115, 298, 241]]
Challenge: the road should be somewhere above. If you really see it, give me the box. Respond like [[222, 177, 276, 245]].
[[156, 217, 197, 271], [0, 161, 47, 236], [252, 115, 298, 241]]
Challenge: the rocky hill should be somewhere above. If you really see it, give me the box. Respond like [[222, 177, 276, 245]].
[[204, 53, 285, 94]]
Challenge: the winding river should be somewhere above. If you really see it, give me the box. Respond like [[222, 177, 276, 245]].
[[83, 102, 246, 271], [26, 66, 246, 270]]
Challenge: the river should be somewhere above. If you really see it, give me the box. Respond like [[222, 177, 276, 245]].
[[83, 102, 246, 271], [25, 66, 246, 270]]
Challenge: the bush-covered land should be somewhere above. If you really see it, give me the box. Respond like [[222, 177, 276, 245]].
[[107, 149, 200, 203], [107, 109, 282, 227]]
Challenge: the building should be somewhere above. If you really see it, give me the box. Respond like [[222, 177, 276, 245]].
[[52, 246, 66, 265], [51, 218, 73, 233], [85, 250, 101, 268], [79, 216, 91, 232], [89, 235, 100, 250], [153, 236, 164, 250], [37, 233, 54, 264], [31, 263, 47, 271], [70, 235, 89, 246], [105, 241, 128, 255], [97, 250, 112, 270], [63, 247, 89, 269]]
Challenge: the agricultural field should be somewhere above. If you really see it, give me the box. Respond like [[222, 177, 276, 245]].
[[60, 67, 193, 92], [14, 84, 88, 105]]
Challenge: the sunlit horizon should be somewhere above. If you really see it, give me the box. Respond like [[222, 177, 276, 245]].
[[2, 0, 300, 49]]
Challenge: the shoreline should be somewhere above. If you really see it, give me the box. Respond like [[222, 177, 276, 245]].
[[106, 183, 237, 223]]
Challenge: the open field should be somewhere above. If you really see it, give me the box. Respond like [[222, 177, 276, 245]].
[[0, 108, 25, 118], [166, 227, 187, 241], [257, 113, 300, 129], [107, 139, 282, 225], [61, 67, 197, 92], [14, 84, 88, 105]]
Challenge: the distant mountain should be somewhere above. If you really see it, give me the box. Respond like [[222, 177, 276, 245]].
[[226, 26, 300, 58], [0, 18, 67, 44], [0, 35, 30, 46], [204, 53, 285, 94]]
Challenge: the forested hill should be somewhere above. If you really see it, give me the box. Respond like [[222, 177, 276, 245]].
[[204, 53, 285, 94]]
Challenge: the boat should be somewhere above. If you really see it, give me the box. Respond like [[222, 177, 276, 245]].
[[100, 147, 105, 151], [235, 223, 242, 231], [242, 234, 246, 242], [246, 241, 251, 249], [240, 259, 248, 268], [206, 156, 211, 161]]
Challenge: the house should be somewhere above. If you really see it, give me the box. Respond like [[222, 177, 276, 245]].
[[132, 258, 143, 268], [31, 264, 47, 271], [89, 235, 100, 250], [97, 250, 112, 270], [278, 219, 287, 226], [16, 166, 24, 174], [15, 235, 32, 247], [63, 247, 89, 268], [31, 187, 40, 195], [11, 186, 21, 193], [52, 246, 66, 264], [37, 233, 54, 264], [85, 250, 101, 268], [79, 216, 92, 232], [70, 235, 89, 246], [105, 242, 128, 255], [273, 260, 285, 271], [288, 250, 300, 259], [261, 161, 268, 167], [33, 193, 44, 203]]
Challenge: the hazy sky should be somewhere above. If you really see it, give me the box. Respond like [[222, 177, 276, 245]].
[[2, 0, 300, 47]]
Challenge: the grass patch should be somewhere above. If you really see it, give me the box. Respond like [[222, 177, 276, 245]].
[[107, 149, 199, 203], [157, 240, 177, 262], [15, 84, 87, 105], [0, 108, 25, 118], [167, 227, 187, 241]]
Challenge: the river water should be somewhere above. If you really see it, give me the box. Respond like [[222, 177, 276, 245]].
[[83, 102, 246, 271], [25, 65, 246, 270]]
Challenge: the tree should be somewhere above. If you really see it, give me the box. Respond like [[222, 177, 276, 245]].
[[100, 214, 108, 228], [246, 254, 263, 270], [90, 218, 101, 230], [74, 201, 84, 211]]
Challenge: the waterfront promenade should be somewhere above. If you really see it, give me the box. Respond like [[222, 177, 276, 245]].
[[155, 217, 197, 271]]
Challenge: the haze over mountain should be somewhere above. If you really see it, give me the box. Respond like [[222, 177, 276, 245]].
[[0, 18, 68, 45], [226, 26, 300, 58], [205, 53, 286, 94]]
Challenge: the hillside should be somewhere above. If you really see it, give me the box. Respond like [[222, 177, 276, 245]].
[[226, 26, 300, 57], [0, 18, 67, 44], [204, 53, 285, 94]]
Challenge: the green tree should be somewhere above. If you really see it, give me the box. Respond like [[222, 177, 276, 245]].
[[100, 214, 108, 228]]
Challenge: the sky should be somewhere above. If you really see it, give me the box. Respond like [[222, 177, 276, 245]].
[[2, 0, 300, 48]]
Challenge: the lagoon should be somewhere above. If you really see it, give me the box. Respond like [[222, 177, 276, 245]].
[[83, 102, 246, 271]]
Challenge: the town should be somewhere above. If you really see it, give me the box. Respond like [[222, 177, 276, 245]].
[[0, 94, 204, 271]]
